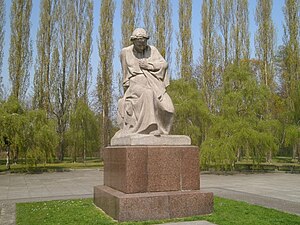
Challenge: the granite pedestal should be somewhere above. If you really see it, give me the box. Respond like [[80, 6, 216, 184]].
[[94, 144, 213, 221]]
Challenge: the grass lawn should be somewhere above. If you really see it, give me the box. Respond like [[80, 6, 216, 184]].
[[0, 158, 103, 173], [16, 197, 300, 225]]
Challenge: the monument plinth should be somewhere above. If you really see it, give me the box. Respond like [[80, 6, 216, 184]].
[[94, 28, 213, 221], [94, 142, 213, 221]]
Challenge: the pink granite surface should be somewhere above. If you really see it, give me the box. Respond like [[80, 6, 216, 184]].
[[103, 146, 200, 193], [94, 185, 214, 222]]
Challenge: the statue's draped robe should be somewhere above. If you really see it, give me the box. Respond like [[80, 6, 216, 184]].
[[116, 45, 174, 136]]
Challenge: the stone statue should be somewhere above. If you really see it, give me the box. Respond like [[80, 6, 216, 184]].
[[114, 28, 174, 138]]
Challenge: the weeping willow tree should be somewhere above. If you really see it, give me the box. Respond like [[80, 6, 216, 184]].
[[66, 99, 100, 163], [201, 63, 280, 170]]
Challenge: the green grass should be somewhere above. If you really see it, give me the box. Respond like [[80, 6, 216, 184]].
[[16, 197, 300, 225], [0, 159, 103, 173]]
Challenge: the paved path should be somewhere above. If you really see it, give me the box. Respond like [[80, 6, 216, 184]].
[[0, 170, 299, 225], [201, 173, 300, 216]]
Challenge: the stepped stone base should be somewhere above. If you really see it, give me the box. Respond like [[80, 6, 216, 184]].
[[94, 145, 214, 222], [94, 185, 214, 222]]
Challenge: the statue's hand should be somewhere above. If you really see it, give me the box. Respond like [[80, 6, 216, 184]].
[[139, 59, 153, 71]]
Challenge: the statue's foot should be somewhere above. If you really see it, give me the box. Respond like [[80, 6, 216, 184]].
[[150, 130, 161, 137]]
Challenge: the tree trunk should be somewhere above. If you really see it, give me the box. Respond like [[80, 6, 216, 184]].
[[6, 145, 10, 170]]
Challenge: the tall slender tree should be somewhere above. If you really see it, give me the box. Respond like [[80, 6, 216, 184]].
[[0, 0, 5, 100], [135, 0, 142, 26], [255, 0, 277, 161], [154, 0, 172, 63], [217, 0, 233, 67], [53, 0, 74, 160], [177, 0, 192, 80], [33, 0, 58, 113], [281, 0, 300, 160], [231, 0, 250, 63], [9, 0, 32, 101], [121, 0, 135, 48], [144, 0, 154, 44], [255, 0, 276, 89], [200, 0, 219, 112], [97, 0, 115, 148], [71, 0, 93, 105]]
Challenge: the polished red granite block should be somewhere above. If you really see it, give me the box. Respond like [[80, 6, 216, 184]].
[[181, 147, 200, 190], [103, 146, 200, 193], [104, 146, 148, 193], [147, 147, 181, 191], [94, 185, 214, 222], [168, 191, 214, 218]]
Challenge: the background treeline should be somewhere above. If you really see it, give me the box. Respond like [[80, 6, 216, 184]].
[[0, 0, 299, 170]]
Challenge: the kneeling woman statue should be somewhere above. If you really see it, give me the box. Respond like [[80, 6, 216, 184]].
[[115, 28, 174, 137]]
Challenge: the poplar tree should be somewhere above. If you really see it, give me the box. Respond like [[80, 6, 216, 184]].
[[217, 0, 233, 67], [9, 0, 32, 101], [97, 0, 115, 148], [154, 0, 172, 63], [200, 0, 219, 112], [281, 0, 300, 160], [282, 0, 300, 107], [255, 0, 276, 161], [33, 0, 58, 113], [177, 0, 192, 80], [231, 0, 250, 63], [135, 0, 142, 26], [53, 1, 74, 160], [121, 0, 135, 48], [0, 0, 4, 100], [71, 0, 93, 105], [144, 0, 154, 44], [255, 0, 276, 89]]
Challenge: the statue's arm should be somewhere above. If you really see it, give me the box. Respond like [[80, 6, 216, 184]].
[[147, 46, 168, 80], [120, 49, 129, 90]]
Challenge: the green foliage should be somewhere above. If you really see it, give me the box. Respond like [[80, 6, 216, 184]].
[[255, 0, 276, 89], [284, 124, 300, 147], [154, 0, 172, 61], [16, 197, 300, 225], [66, 100, 100, 162], [121, 0, 136, 48], [98, 0, 115, 147], [201, 63, 281, 170], [26, 110, 58, 165], [168, 79, 211, 146], [0, 98, 58, 166], [177, 0, 193, 80], [0, 97, 27, 157], [9, 0, 32, 100]]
